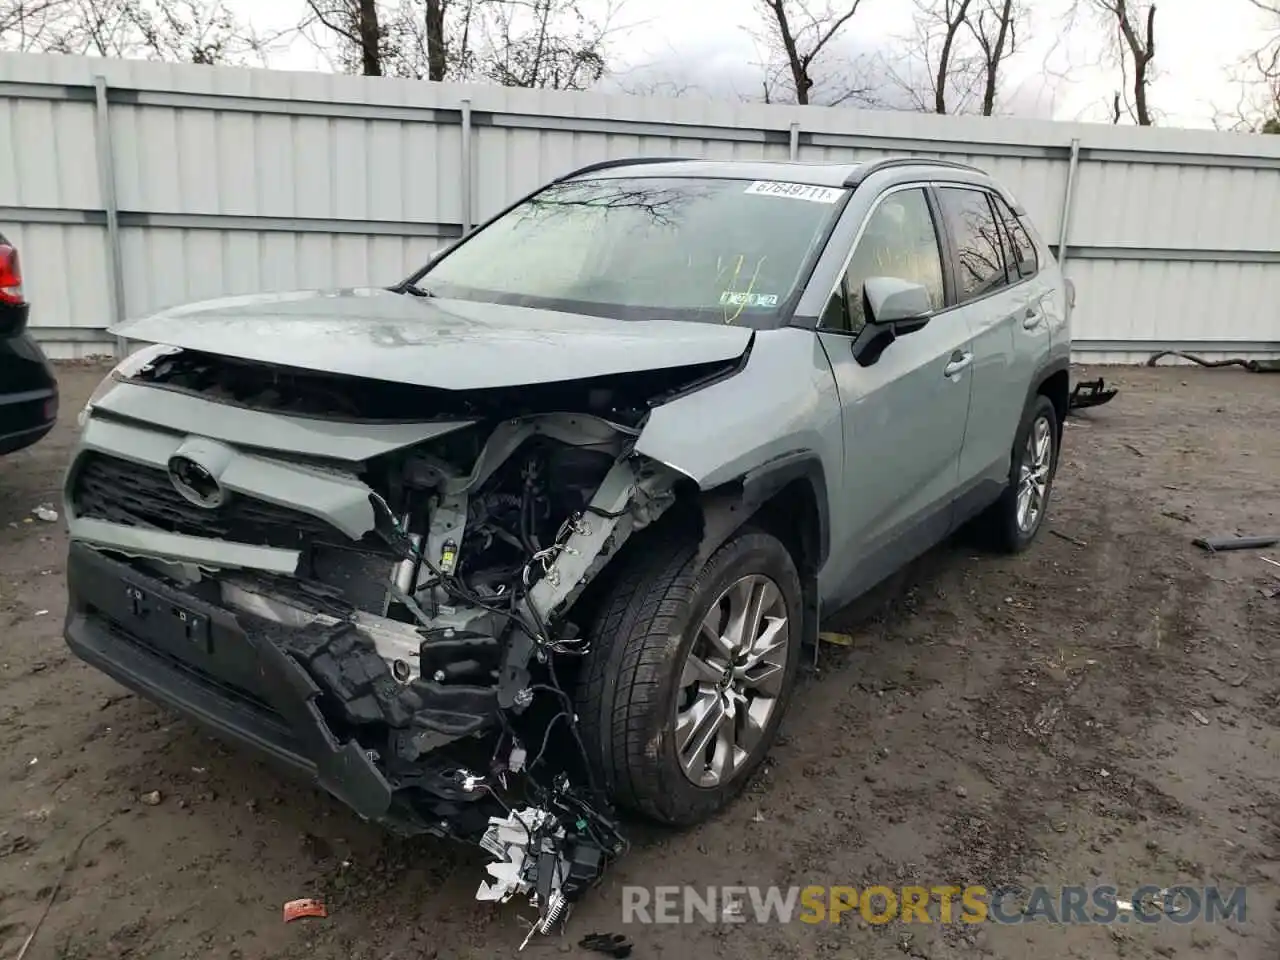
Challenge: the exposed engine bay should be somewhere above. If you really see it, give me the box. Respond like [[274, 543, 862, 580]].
[[66, 346, 740, 943]]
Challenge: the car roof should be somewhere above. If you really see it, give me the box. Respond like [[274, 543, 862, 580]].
[[561, 156, 993, 190]]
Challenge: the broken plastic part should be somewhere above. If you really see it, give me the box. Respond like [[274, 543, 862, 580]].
[[282, 899, 327, 922]]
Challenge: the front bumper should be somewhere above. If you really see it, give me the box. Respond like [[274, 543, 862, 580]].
[[65, 541, 403, 825]]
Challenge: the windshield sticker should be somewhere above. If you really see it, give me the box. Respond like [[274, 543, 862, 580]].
[[743, 181, 843, 204], [720, 291, 779, 308]]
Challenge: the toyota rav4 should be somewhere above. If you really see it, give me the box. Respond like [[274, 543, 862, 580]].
[[63, 156, 1070, 932]]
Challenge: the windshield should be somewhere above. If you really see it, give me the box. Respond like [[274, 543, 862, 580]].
[[415, 176, 847, 326]]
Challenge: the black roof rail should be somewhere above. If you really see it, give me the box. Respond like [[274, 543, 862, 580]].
[[843, 156, 988, 188], [553, 156, 697, 183]]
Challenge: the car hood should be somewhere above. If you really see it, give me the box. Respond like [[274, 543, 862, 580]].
[[110, 288, 754, 390]]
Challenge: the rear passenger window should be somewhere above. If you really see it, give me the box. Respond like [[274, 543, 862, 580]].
[[937, 187, 1008, 301], [990, 194, 1039, 281]]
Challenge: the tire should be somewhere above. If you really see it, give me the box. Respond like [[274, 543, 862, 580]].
[[574, 527, 803, 826], [979, 393, 1059, 553]]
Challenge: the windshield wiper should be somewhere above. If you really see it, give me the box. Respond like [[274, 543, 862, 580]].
[[393, 281, 435, 298]]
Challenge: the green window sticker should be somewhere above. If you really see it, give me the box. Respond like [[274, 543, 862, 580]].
[[719, 291, 780, 308]]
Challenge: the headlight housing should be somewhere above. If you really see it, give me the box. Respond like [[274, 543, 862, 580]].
[[78, 343, 181, 429]]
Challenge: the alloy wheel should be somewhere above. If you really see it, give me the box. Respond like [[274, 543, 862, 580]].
[[1016, 414, 1053, 533], [673, 574, 790, 788]]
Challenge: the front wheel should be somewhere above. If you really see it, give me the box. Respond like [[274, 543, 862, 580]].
[[574, 527, 803, 826], [979, 393, 1059, 553]]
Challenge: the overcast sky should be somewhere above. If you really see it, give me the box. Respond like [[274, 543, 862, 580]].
[[232, 0, 1275, 129]]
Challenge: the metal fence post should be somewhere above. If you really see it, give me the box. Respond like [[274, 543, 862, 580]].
[[93, 75, 127, 359], [1056, 137, 1082, 321], [460, 98, 473, 235], [788, 121, 800, 161]]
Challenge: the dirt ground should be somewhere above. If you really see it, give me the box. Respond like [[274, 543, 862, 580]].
[[1, 363, 1277, 960]]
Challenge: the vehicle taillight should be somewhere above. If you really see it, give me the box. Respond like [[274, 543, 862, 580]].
[[0, 243, 23, 305]]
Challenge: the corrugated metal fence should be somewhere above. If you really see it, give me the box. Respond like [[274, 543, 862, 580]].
[[2, 52, 1279, 361]]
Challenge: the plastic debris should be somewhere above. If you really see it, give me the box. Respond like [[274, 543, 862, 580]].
[[817, 631, 854, 646], [140, 790, 162, 806], [580, 933, 633, 958], [283, 898, 328, 923], [31, 504, 58, 523], [1190, 709, 1211, 726]]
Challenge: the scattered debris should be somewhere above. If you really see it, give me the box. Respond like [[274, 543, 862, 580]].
[[1161, 510, 1193, 524], [1068, 378, 1119, 411], [1192, 534, 1280, 553], [1121, 442, 1145, 458], [140, 790, 162, 806], [31, 504, 58, 523], [14, 816, 114, 960], [752, 809, 766, 823], [33, 609, 48, 617], [579, 933, 633, 958], [1146, 350, 1280, 374], [1189, 709, 1211, 726], [283, 898, 328, 923], [954, 785, 968, 798], [818, 631, 854, 646], [1049, 529, 1088, 547], [1261, 556, 1280, 571]]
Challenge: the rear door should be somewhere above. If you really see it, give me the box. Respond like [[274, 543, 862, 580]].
[[815, 185, 975, 600], [933, 185, 1032, 501]]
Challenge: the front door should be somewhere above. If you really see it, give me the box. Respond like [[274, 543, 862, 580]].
[[815, 185, 975, 605]]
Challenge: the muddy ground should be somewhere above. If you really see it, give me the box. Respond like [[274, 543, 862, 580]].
[[1, 363, 1277, 960]]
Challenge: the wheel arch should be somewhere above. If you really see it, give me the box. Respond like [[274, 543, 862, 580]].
[[690, 452, 827, 651], [1028, 357, 1070, 441]]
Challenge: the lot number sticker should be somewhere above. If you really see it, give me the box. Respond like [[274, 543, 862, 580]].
[[744, 180, 843, 204]]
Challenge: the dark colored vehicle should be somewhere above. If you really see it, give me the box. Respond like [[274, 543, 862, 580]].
[[0, 233, 58, 455]]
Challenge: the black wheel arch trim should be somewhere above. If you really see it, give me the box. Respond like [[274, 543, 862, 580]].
[[1025, 355, 1071, 420], [694, 450, 830, 571]]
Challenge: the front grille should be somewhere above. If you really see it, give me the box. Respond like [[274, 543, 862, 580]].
[[72, 452, 355, 551]]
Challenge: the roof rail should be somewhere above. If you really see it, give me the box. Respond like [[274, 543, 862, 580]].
[[553, 156, 696, 183], [843, 156, 988, 188]]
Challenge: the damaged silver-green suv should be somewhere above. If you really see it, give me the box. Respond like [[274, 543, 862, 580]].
[[64, 156, 1070, 930]]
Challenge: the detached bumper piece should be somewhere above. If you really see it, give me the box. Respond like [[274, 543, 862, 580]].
[[1068, 377, 1118, 413], [63, 542, 489, 835]]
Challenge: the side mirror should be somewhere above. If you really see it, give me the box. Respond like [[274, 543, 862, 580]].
[[851, 277, 933, 368], [864, 276, 933, 326]]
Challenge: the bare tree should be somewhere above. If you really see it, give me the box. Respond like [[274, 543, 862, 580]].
[[302, 0, 388, 74], [1076, 0, 1156, 125], [0, 0, 64, 48], [1, 0, 270, 61], [1243, 0, 1280, 131], [968, 0, 1025, 115], [477, 0, 613, 90], [878, 0, 985, 115], [929, 0, 973, 113], [301, 0, 612, 87], [753, 0, 868, 105]]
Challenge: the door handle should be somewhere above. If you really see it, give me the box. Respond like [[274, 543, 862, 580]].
[[944, 352, 973, 378], [1022, 306, 1044, 329]]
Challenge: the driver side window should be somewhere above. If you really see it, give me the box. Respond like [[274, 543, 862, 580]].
[[822, 187, 946, 334]]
